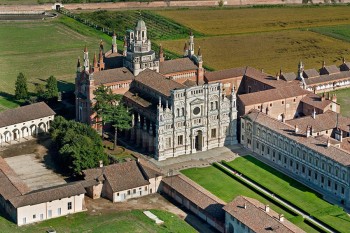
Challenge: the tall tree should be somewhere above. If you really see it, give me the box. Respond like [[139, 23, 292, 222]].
[[109, 103, 132, 149], [46, 75, 59, 100], [15, 72, 28, 100]]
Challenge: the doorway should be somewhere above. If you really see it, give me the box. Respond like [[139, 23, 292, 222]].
[[195, 130, 203, 151]]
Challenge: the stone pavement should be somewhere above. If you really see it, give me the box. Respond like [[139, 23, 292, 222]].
[[5, 154, 66, 191], [146, 145, 246, 174]]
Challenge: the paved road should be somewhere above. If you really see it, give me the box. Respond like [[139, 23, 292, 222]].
[[216, 162, 335, 233]]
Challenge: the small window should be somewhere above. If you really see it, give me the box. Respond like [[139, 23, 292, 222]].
[[211, 128, 217, 138], [117, 193, 120, 196], [33, 214, 36, 219], [127, 190, 131, 195], [68, 202, 72, 210], [133, 189, 136, 194]]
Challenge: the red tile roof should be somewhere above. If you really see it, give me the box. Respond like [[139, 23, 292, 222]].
[[159, 58, 198, 75], [135, 69, 185, 97], [223, 196, 305, 233], [0, 102, 55, 128], [205, 67, 245, 82], [93, 67, 134, 85], [238, 86, 309, 106]]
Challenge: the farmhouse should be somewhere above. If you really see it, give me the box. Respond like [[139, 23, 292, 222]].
[[82, 159, 162, 202], [0, 102, 55, 146]]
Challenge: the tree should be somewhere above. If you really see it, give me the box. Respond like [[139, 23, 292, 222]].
[[46, 75, 59, 100], [35, 83, 47, 101], [109, 103, 132, 149], [93, 85, 131, 149], [50, 116, 108, 175], [15, 72, 28, 100]]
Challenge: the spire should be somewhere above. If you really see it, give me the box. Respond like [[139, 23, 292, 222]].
[[93, 52, 98, 67], [112, 31, 117, 53], [190, 30, 193, 36], [84, 44, 88, 53], [183, 42, 189, 57], [343, 57, 346, 64], [83, 45, 89, 71], [188, 30, 194, 57], [76, 57, 81, 73], [99, 39, 104, 52], [197, 46, 202, 56], [123, 36, 127, 57]]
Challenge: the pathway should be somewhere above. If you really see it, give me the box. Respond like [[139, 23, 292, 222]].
[[216, 162, 335, 233]]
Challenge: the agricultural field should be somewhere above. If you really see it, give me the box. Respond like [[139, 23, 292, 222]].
[[0, 15, 112, 110], [225, 156, 350, 233], [181, 166, 319, 233], [159, 30, 350, 74], [77, 10, 200, 41], [0, 209, 195, 233], [154, 6, 350, 36]]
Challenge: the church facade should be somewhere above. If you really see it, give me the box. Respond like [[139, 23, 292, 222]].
[[75, 20, 238, 161]]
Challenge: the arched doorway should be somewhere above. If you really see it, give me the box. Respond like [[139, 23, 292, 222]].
[[38, 122, 47, 134], [4, 131, 12, 142], [30, 125, 37, 136], [195, 130, 203, 151], [22, 127, 29, 138], [12, 129, 20, 141]]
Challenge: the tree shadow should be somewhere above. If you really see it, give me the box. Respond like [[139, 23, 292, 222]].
[[0, 91, 23, 106], [57, 80, 75, 93]]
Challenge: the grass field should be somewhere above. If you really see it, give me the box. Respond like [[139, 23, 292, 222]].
[[0, 209, 195, 233], [181, 166, 319, 233], [225, 156, 350, 233], [155, 6, 350, 36], [327, 88, 350, 117], [159, 29, 350, 74], [311, 24, 350, 43], [0, 15, 113, 110]]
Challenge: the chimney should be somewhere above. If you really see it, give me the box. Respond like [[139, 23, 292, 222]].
[[243, 203, 247, 209], [312, 108, 316, 119], [322, 60, 326, 68], [265, 205, 270, 213], [343, 57, 346, 64], [327, 137, 331, 148], [295, 125, 299, 134], [306, 125, 311, 137], [279, 214, 284, 222], [276, 72, 280, 80], [99, 160, 103, 168]]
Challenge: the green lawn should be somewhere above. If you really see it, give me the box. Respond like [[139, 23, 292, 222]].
[[327, 88, 350, 117], [181, 166, 318, 233], [311, 24, 350, 43], [0, 209, 195, 233], [225, 156, 350, 233]]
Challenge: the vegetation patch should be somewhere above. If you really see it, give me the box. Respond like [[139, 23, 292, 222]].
[[181, 166, 319, 233], [225, 156, 350, 232], [159, 30, 350, 74], [310, 24, 350, 43], [77, 10, 201, 41], [326, 88, 350, 117], [0, 209, 195, 233], [154, 6, 350, 36]]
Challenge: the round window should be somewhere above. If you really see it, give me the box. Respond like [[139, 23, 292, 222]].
[[193, 106, 200, 115]]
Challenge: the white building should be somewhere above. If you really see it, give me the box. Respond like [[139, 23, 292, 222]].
[[0, 157, 86, 226], [82, 159, 162, 202], [0, 102, 55, 146]]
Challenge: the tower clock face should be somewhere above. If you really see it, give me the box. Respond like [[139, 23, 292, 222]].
[[193, 106, 200, 115]]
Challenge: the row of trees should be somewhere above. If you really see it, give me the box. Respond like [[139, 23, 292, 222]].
[[15, 73, 59, 102], [50, 116, 109, 175]]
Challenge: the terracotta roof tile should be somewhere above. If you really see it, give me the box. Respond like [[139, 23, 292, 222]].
[[83, 161, 150, 193], [303, 69, 319, 78], [9, 182, 86, 208], [238, 86, 309, 106], [162, 174, 226, 220], [159, 58, 198, 75], [244, 110, 350, 166], [93, 67, 133, 85], [205, 67, 245, 82], [305, 70, 350, 86], [0, 102, 55, 128], [321, 65, 340, 75], [0, 157, 30, 200], [135, 69, 185, 97], [300, 93, 333, 110], [223, 196, 305, 233], [281, 72, 297, 82]]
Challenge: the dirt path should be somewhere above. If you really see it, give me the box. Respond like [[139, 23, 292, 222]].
[[85, 193, 187, 218]]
